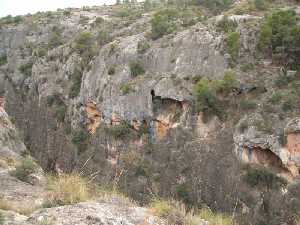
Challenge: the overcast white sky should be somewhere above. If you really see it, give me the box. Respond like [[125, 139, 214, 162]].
[[0, 0, 117, 17]]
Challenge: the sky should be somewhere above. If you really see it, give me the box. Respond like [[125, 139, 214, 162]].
[[0, 0, 117, 17]]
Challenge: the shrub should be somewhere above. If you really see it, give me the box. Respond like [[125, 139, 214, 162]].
[[130, 61, 145, 77], [275, 74, 292, 87], [243, 167, 287, 190], [0, 15, 23, 26], [74, 32, 94, 54], [0, 55, 7, 66], [106, 122, 133, 139], [0, 212, 4, 225], [44, 173, 90, 207], [48, 29, 63, 49], [36, 46, 48, 57], [55, 105, 67, 122], [269, 92, 283, 104], [19, 61, 33, 77], [46, 93, 62, 106], [175, 184, 191, 205], [121, 84, 134, 95], [96, 28, 111, 46], [150, 199, 237, 225], [13, 156, 38, 182], [216, 16, 237, 33], [72, 130, 89, 152], [226, 32, 240, 63], [240, 63, 254, 72], [194, 78, 224, 120], [253, 0, 267, 10], [197, 208, 236, 225], [150, 199, 176, 218], [282, 98, 293, 112], [108, 65, 116, 75], [258, 9, 300, 67], [94, 17, 104, 25], [150, 9, 178, 39], [216, 70, 237, 93], [69, 67, 82, 98], [193, 0, 233, 12], [137, 40, 150, 54], [240, 100, 257, 110]]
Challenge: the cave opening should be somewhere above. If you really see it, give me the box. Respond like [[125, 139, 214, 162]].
[[246, 146, 292, 177]]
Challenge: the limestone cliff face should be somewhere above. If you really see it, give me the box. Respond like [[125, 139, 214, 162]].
[[1, 4, 300, 221]]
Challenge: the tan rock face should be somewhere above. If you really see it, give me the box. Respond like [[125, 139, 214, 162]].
[[153, 98, 184, 140], [85, 102, 102, 134]]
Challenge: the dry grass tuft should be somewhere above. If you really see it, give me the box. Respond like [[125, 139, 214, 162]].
[[0, 198, 38, 215], [44, 173, 90, 207], [150, 199, 237, 225]]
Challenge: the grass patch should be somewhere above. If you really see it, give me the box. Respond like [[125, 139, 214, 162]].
[[197, 208, 236, 225], [44, 173, 90, 207], [12, 156, 39, 183], [226, 32, 240, 64], [243, 166, 287, 190], [0, 55, 7, 66], [137, 40, 150, 54], [0, 211, 3, 225], [105, 122, 133, 140], [19, 61, 33, 77], [0, 198, 37, 215], [130, 61, 145, 77], [150, 199, 237, 225], [121, 84, 135, 95]]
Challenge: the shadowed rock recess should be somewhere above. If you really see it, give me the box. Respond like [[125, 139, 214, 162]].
[[1, 1, 300, 225]]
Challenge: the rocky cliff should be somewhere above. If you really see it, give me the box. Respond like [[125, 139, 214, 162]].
[[1, 1, 300, 224]]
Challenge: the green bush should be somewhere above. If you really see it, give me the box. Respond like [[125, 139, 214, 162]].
[[240, 63, 254, 72], [13, 156, 38, 183], [0, 55, 7, 66], [226, 31, 240, 63], [253, 0, 267, 10], [130, 61, 145, 77], [69, 67, 82, 98], [46, 93, 62, 106], [19, 61, 33, 77], [48, 28, 63, 49], [96, 28, 111, 46], [108, 65, 116, 75], [175, 184, 191, 205], [258, 9, 300, 67], [275, 74, 292, 88], [269, 92, 283, 104], [215, 70, 237, 93], [36, 46, 48, 58], [121, 84, 134, 95], [282, 98, 293, 112], [0, 15, 23, 26], [106, 122, 133, 139], [193, 0, 233, 12], [194, 78, 224, 120], [74, 32, 94, 54], [72, 130, 89, 152], [0, 211, 4, 225], [243, 167, 287, 190], [137, 40, 150, 54], [150, 9, 178, 39], [55, 105, 67, 122], [240, 100, 257, 110], [216, 16, 237, 33]]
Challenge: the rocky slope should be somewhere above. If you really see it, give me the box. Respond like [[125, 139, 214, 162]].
[[1, 1, 300, 224], [0, 103, 165, 225]]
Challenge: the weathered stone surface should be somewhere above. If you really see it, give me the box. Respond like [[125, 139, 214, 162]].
[[234, 115, 300, 180], [26, 201, 165, 225]]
